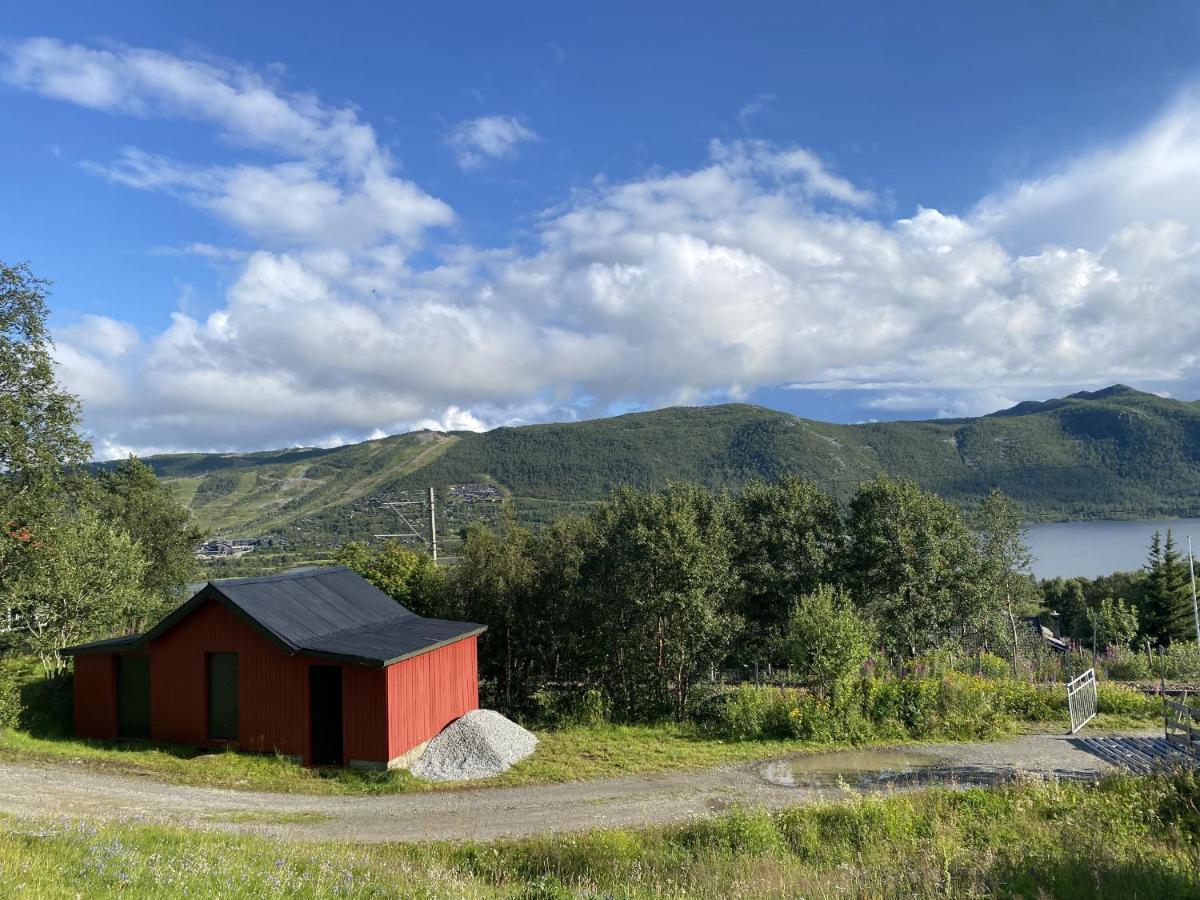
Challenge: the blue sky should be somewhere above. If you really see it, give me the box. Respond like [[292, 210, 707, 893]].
[[4, 2, 1200, 454]]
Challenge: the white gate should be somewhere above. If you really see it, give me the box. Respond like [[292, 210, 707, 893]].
[[1068, 668, 1097, 734]]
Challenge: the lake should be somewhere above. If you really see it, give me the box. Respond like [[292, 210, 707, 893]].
[[1026, 517, 1200, 579]]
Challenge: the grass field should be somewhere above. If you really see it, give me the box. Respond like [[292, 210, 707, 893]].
[[1, 773, 1197, 898]]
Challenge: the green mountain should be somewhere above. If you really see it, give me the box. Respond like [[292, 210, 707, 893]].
[[130, 385, 1200, 548]]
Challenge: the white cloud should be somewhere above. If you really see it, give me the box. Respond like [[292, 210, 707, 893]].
[[11, 39, 1200, 453], [59, 314, 140, 357], [6, 38, 453, 252], [446, 115, 538, 170]]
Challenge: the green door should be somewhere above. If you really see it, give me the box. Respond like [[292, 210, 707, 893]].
[[207, 652, 239, 741], [116, 655, 150, 739]]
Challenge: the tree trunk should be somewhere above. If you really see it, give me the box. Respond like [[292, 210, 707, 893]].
[[1005, 594, 1021, 679]]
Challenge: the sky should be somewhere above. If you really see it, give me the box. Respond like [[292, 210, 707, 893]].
[[4, 1, 1200, 457]]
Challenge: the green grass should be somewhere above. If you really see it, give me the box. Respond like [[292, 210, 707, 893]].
[[1, 773, 1198, 897], [0, 724, 838, 795]]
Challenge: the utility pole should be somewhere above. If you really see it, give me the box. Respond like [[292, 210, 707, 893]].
[[427, 487, 436, 564], [1189, 536, 1200, 645]]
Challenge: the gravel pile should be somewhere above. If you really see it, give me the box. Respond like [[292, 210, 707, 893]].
[[411, 709, 538, 781]]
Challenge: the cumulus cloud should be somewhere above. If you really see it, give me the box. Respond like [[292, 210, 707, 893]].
[[446, 115, 538, 170], [8, 38, 1200, 454], [6, 38, 453, 251]]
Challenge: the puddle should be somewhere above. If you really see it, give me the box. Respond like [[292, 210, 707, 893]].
[[760, 749, 948, 788]]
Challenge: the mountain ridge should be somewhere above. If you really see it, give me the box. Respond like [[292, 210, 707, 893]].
[[124, 385, 1200, 546]]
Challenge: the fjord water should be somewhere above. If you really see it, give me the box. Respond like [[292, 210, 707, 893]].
[[1025, 518, 1200, 579]]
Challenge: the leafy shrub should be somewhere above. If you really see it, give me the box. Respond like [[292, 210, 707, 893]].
[[1096, 682, 1159, 717], [0, 675, 21, 731], [1162, 642, 1200, 681], [710, 672, 1066, 743], [1102, 648, 1151, 681], [529, 686, 613, 729], [786, 585, 873, 696], [719, 684, 768, 740], [677, 806, 783, 855]]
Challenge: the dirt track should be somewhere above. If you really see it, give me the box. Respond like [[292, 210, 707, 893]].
[[0, 730, 1157, 843]]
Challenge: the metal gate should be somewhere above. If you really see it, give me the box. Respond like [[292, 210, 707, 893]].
[[1164, 694, 1200, 758], [1068, 668, 1097, 733]]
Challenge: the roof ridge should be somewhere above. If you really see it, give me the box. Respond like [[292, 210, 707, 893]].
[[210, 566, 349, 587]]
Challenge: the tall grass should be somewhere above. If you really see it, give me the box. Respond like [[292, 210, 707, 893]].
[[0, 774, 1197, 897], [697, 672, 1159, 743]]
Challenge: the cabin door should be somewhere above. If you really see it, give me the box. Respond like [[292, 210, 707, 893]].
[[309, 665, 344, 766], [206, 652, 240, 741], [116, 655, 151, 739]]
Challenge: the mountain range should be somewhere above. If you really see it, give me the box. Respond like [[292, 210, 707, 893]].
[[129, 385, 1200, 548]]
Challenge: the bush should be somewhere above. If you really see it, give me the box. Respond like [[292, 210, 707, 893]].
[[1101, 648, 1151, 681], [0, 675, 21, 731], [529, 686, 612, 729], [786, 585, 873, 696], [1097, 682, 1159, 717], [709, 672, 1068, 743], [1162, 643, 1200, 681]]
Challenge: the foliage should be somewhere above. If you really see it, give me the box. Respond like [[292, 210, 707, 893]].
[[0, 261, 91, 515], [842, 475, 983, 657], [4, 511, 151, 672], [332, 539, 444, 615], [729, 475, 844, 656], [974, 489, 1039, 673], [0, 674, 20, 731], [1087, 596, 1140, 650], [1145, 529, 1195, 644], [785, 584, 873, 696], [0, 261, 93, 651], [579, 484, 737, 720], [701, 672, 1084, 743], [94, 457, 202, 608]]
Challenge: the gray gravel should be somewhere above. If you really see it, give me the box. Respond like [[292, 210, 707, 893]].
[[0, 728, 1158, 842], [411, 709, 538, 781]]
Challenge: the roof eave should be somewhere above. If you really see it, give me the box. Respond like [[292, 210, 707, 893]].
[[297, 624, 488, 668]]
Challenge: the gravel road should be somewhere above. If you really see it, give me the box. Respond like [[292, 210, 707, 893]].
[[0, 729, 1158, 843]]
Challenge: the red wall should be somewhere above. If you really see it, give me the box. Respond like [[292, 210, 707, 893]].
[[72, 598, 480, 766], [386, 635, 479, 761], [73, 652, 117, 740], [144, 599, 388, 764]]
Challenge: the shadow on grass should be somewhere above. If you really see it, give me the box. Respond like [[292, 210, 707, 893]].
[[985, 855, 1200, 899]]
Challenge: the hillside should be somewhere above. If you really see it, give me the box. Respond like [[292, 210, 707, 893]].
[[126, 385, 1200, 548]]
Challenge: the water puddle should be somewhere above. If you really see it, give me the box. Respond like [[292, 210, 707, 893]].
[[760, 748, 949, 788]]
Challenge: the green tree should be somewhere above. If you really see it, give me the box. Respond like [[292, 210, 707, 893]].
[[584, 484, 737, 720], [730, 476, 844, 660], [1086, 597, 1139, 650], [449, 521, 537, 708], [7, 510, 151, 673], [333, 540, 445, 616], [95, 457, 203, 610], [841, 475, 981, 657], [785, 584, 873, 698], [974, 489, 1038, 675], [1143, 530, 1192, 644], [0, 262, 92, 603], [1042, 577, 1089, 640]]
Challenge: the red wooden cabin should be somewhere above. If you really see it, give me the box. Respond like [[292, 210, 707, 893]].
[[64, 567, 485, 768]]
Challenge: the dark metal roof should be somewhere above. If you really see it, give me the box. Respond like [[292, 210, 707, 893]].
[[63, 567, 485, 667]]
